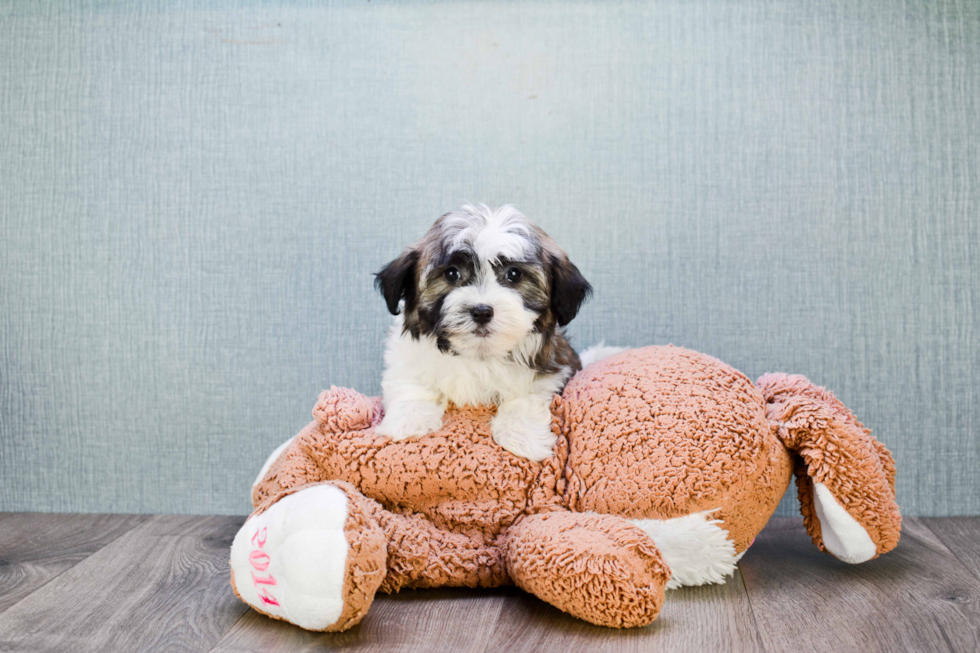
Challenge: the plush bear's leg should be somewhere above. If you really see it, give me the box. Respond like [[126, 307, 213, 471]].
[[251, 420, 334, 508], [757, 373, 902, 563], [366, 508, 509, 592], [230, 481, 387, 632], [504, 511, 670, 628], [232, 480, 510, 631]]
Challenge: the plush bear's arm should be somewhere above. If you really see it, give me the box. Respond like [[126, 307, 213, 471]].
[[251, 420, 332, 508], [251, 387, 383, 507]]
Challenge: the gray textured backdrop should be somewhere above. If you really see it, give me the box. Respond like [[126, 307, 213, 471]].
[[1, 0, 977, 517]]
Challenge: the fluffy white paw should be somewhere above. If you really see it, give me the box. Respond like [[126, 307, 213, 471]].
[[491, 397, 557, 461], [230, 484, 350, 630], [376, 400, 445, 440]]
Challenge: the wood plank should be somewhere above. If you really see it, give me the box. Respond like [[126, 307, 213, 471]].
[[210, 587, 508, 653], [922, 518, 980, 581], [740, 517, 980, 653], [0, 514, 248, 653], [0, 512, 149, 613], [483, 575, 765, 653]]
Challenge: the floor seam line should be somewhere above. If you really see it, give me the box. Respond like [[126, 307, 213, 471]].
[[919, 518, 980, 584], [205, 608, 254, 653], [0, 514, 153, 618], [737, 563, 770, 653]]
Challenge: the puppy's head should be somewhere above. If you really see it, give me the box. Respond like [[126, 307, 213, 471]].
[[375, 204, 591, 359]]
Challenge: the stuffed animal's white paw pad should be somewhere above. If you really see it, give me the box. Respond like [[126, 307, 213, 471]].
[[230, 484, 350, 630], [812, 482, 877, 563]]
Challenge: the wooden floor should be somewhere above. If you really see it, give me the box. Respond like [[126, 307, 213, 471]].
[[0, 515, 978, 653]]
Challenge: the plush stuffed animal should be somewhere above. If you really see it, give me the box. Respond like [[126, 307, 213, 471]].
[[229, 345, 901, 631]]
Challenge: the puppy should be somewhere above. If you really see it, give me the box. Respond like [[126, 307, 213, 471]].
[[373, 204, 592, 461]]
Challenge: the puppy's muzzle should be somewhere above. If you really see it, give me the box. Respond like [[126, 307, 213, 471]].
[[470, 304, 494, 325]]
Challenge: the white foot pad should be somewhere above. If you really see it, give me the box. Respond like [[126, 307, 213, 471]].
[[230, 484, 350, 630], [812, 482, 877, 563]]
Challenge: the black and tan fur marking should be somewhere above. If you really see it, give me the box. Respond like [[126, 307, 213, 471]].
[[375, 210, 592, 381]]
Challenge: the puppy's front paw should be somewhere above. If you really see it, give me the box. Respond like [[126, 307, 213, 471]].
[[491, 398, 557, 461], [376, 401, 445, 440]]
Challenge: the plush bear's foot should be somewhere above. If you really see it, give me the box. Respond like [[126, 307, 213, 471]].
[[230, 483, 387, 631], [808, 481, 878, 563], [758, 373, 902, 562], [505, 512, 670, 628]]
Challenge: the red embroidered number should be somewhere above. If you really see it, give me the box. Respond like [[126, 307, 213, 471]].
[[248, 526, 279, 606]]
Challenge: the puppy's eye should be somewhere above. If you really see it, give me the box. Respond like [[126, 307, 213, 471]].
[[505, 267, 522, 283], [444, 267, 460, 283]]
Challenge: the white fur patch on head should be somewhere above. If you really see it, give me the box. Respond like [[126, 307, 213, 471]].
[[424, 205, 546, 361], [631, 510, 738, 589], [442, 204, 535, 263]]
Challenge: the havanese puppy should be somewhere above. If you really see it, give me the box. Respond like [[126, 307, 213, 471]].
[[373, 204, 592, 461]]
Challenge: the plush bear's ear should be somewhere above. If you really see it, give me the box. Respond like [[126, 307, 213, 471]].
[[549, 252, 592, 326], [374, 249, 420, 315]]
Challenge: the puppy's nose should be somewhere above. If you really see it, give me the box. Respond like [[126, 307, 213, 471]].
[[470, 304, 494, 325]]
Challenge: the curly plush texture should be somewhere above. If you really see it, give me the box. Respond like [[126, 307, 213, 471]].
[[558, 346, 793, 551], [506, 512, 670, 628], [235, 345, 901, 631], [757, 373, 902, 557]]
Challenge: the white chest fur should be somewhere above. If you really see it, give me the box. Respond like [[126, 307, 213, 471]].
[[377, 320, 567, 461], [382, 325, 558, 407]]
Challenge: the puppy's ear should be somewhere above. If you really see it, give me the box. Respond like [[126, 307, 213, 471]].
[[549, 252, 592, 326], [374, 249, 420, 315]]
